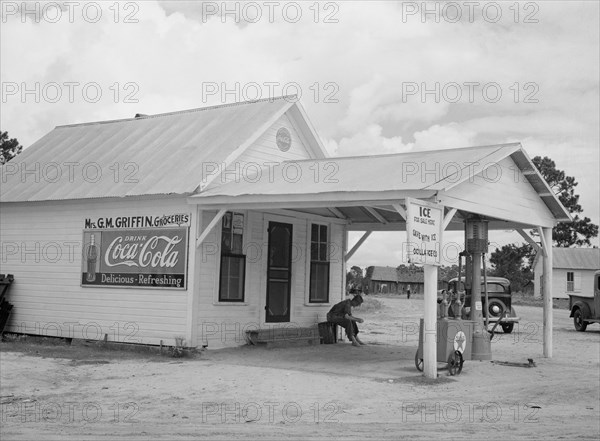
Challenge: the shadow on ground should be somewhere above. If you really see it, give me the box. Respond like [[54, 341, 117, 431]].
[[203, 342, 423, 380]]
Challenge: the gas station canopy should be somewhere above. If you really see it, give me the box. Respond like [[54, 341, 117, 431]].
[[189, 142, 571, 231]]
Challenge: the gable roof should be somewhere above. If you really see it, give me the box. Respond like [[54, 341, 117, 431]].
[[191, 143, 571, 227], [369, 266, 399, 282], [197, 143, 514, 197], [553, 248, 600, 270], [1, 96, 327, 202], [367, 266, 425, 283]]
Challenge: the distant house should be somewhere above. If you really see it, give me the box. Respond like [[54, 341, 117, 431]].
[[366, 266, 400, 294], [365, 266, 424, 295], [533, 248, 600, 299]]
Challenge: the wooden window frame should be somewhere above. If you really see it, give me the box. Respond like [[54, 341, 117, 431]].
[[309, 223, 330, 303], [566, 271, 574, 292], [218, 212, 246, 302]]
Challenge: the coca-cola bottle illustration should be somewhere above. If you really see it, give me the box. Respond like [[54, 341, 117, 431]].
[[86, 234, 98, 282]]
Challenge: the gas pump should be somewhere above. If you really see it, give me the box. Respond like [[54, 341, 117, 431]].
[[416, 215, 493, 373], [464, 216, 492, 360]]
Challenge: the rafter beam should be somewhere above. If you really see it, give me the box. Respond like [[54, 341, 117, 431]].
[[537, 226, 549, 258], [367, 206, 400, 214], [391, 203, 407, 220], [328, 207, 347, 219], [345, 231, 372, 261], [442, 208, 458, 231], [364, 207, 387, 224], [516, 228, 543, 255], [196, 209, 227, 248]]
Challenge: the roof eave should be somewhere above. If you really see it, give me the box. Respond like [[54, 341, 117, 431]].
[[510, 148, 573, 223]]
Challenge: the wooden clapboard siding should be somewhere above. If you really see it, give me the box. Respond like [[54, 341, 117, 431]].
[[439, 157, 556, 228], [207, 113, 314, 189], [3, 199, 346, 349], [1, 197, 192, 345], [237, 113, 314, 163], [552, 269, 595, 299], [195, 209, 344, 348]]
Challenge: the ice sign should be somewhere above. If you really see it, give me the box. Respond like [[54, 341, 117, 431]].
[[405, 197, 444, 265]]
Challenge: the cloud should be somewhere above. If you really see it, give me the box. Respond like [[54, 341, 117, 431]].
[[330, 122, 477, 156], [1, 0, 597, 256]]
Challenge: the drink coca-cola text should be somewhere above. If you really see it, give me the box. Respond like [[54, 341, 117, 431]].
[[104, 235, 182, 269]]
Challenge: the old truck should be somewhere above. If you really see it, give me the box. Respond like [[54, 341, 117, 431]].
[[569, 270, 600, 332]]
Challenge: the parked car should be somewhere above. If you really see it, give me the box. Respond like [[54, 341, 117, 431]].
[[569, 270, 600, 332], [440, 276, 520, 333]]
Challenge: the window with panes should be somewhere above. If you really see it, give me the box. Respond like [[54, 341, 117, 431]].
[[219, 212, 246, 302], [309, 224, 329, 303]]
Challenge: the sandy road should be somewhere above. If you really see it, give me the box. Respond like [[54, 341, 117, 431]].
[[1, 297, 599, 440]]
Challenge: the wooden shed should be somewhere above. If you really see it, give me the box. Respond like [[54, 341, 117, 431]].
[[366, 266, 400, 294]]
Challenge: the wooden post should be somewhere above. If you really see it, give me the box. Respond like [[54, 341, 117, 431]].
[[542, 227, 553, 358], [186, 207, 202, 348], [423, 264, 438, 379]]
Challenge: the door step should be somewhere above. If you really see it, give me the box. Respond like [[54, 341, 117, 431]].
[[246, 326, 320, 347]]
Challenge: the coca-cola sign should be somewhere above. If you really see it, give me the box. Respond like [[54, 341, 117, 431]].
[[81, 228, 188, 289]]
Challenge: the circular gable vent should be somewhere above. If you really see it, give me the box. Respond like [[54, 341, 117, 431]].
[[276, 127, 292, 152]]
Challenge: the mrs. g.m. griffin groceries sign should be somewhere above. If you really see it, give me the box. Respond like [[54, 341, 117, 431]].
[[81, 215, 189, 289]]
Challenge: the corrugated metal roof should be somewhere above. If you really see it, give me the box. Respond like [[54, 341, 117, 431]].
[[553, 248, 600, 270], [196, 143, 520, 197], [0, 100, 572, 227], [0, 97, 294, 202], [191, 143, 571, 222]]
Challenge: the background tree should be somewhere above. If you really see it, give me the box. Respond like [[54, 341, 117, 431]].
[[489, 156, 598, 292], [489, 244, 535, 292], [532, 156, 598, 246], [438, 264, 460, 285], [0, 131, 23, 165], [346, 266, 364, 293]]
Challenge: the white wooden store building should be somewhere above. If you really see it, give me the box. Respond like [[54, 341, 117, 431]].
[[0, 96, 571, 353]]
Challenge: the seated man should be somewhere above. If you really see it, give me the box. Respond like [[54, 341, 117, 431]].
[[327, 294, 365, 346]]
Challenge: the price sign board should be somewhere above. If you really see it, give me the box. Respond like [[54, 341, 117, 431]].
[[405, 198, 444, 266]]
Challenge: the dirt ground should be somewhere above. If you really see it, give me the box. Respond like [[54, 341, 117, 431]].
[[1, 296, 599, 441]]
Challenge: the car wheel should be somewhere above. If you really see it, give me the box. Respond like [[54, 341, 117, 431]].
[[447, 350, 463, 376], [573, 309, 588, 332], [415, 351, 423, 372], [501, 323, 514, 334], [487, 298, 507, 320]]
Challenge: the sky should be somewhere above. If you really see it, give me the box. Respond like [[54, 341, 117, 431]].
[[1, 0, 599, 270]]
